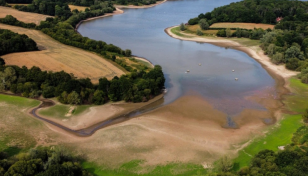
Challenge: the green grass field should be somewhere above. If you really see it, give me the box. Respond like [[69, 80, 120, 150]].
[[82, 160, 206, 176], [232, 77, 308, 170], [0, 94, 42, 155], [232, 114, 303, 170], [38, 104, 90, 119], [170, 27, 191, 38], [284, 78, 308, 113], [0, 94, 39, 107]]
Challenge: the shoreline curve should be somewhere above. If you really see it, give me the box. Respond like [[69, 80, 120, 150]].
[[165, 26, 298, 80], [164, 25, 299, 122], [75, 1, 167, 71], [29, 93, 165, 137]]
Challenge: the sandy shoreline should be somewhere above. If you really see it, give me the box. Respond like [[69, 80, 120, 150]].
[[165, 26, 298, 80], [133, 56, 155, 68]]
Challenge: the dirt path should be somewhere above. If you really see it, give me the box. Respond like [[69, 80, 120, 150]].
[[29, 94, 164, 137]]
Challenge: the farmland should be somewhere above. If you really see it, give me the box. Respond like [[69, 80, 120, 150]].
[[68, 5, 87, 12], [0, 6, 50, 25], [210, 22, 275, 30], [0, 23, 125, 83]]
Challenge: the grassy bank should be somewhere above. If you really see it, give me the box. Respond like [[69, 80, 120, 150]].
[[233, 77, 308, 170], [82, 160, 206, 176], [38, 103, 90, 119], [171, 26, 260, 47], [232, 114, 303, 170]]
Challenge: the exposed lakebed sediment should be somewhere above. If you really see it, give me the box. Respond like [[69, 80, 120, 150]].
[[27, 0, 296, 138]]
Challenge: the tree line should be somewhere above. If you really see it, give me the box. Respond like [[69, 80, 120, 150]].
[[13, 0, 72, 20], [4, 0, 32, 3], [188, 0, 308, 26], [0, 29, 37, 55], [1, 0, 162, 14], [0, 147, 92, 176], [70, 0, 160, 7], [0, 15, 36, 28], [0, 63, 165, 105]]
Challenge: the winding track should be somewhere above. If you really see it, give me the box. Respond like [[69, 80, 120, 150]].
[[29, 96, 164, 137]]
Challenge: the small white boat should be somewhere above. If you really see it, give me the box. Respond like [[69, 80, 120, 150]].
[[235, 78, 238, 81], [199, 63, 201, 66], [232, 70, 235, 72]]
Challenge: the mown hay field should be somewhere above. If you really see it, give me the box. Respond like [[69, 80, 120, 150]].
[[68, 5, 87, 12], [186, 25, 234, 35], [210, 22, 275, 30], [0, 6, 51, 25], [0, 24, 125, 83]]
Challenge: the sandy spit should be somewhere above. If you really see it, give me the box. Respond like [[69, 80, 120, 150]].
[[133, 56, 154, 68], [165, 26, 298, 80]]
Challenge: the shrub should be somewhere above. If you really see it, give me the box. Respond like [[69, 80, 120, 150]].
[[196, 29, 203, 36], [199, 19, 209, 30], [180, 23, 185, 31]]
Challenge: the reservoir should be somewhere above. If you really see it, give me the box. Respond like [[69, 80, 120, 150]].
[[77, 0, 278, 122]]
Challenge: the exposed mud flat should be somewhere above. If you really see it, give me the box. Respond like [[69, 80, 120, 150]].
[[56, 94, 275, 167]]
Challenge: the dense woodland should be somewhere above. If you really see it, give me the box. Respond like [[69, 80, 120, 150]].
[[0, 64, 164, 104], [13, 0, 72, 19], [189, 0, 308, 25], [0, 147, 92, 176], [187, 0, 308, 84], [0, 29, 37, 55]]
